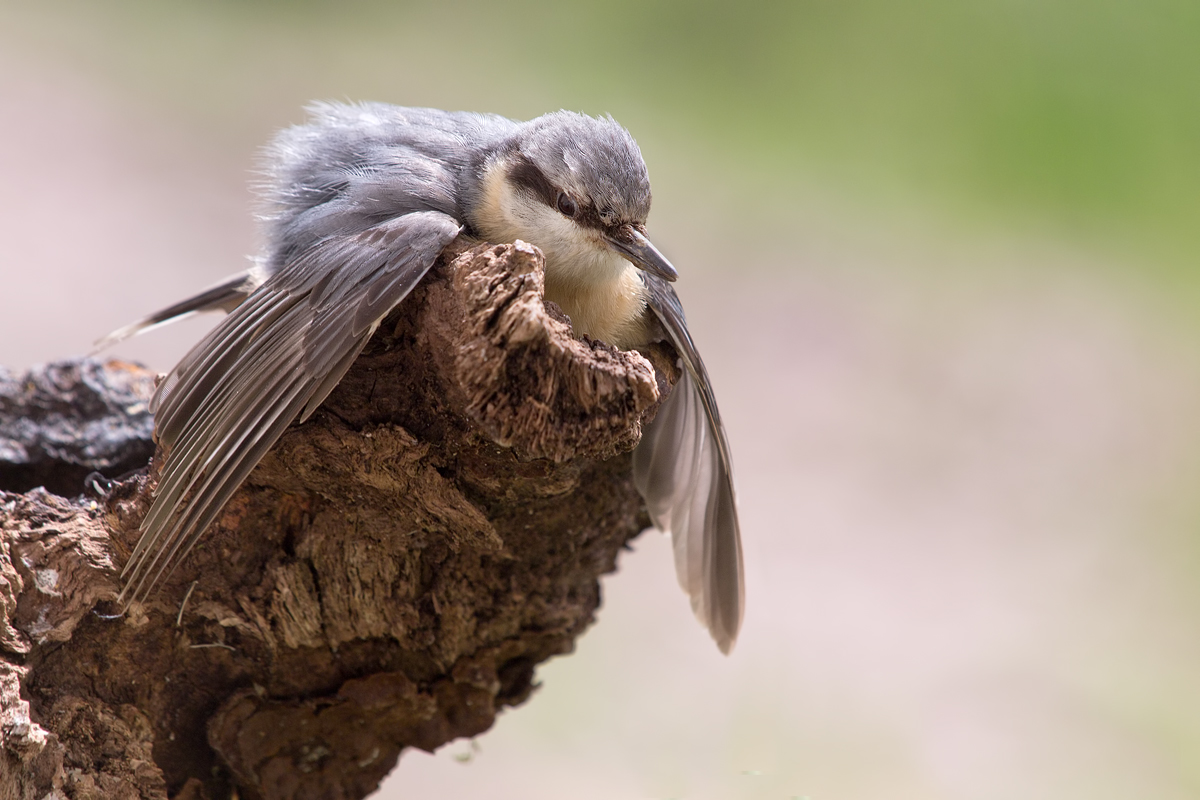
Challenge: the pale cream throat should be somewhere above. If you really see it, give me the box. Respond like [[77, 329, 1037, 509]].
[[543, 267, 649, 350], [473, 163, 650, 349]]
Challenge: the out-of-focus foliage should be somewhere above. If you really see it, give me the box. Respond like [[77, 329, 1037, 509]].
[[8, 0, 1199, 275]]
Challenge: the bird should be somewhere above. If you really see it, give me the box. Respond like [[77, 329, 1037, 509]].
[[100, 102, 744, 653]]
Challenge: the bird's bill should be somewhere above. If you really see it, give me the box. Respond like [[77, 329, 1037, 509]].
[[606, 226, 678, 282]]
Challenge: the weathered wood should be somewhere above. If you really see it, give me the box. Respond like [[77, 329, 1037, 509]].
[[0, 241, 676, 800]]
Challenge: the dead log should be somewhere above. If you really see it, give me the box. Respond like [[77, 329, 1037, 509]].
[[0, 241, 678, 800]]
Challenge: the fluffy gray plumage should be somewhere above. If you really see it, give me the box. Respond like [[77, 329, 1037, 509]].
[[515, 110, 652, 225], [109, 102, 744, 653]]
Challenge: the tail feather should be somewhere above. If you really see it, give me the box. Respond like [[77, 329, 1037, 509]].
[[92, 267, 264, 353]]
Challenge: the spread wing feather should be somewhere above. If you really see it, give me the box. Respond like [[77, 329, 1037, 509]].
[[634, 274, 744, 653], [119, 210, 461, 603]]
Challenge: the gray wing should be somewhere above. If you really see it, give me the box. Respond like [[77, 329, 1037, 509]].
[[634, 275, 744, 653], [119, 210, 462, 603]]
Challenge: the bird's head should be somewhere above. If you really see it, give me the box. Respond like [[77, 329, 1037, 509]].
[[471, 111, 677, 286]]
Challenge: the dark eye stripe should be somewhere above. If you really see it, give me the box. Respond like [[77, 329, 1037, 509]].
[[507, 155, 610, 231], [508, 156, 556, 207]]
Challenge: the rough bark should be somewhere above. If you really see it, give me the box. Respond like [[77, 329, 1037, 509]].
[[0, 241, 678, 800]]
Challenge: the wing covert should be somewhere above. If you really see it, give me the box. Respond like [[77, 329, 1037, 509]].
[[120, 210, 461, 603]]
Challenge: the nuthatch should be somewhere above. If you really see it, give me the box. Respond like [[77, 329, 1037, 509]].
[[102, 103, 744, 652]]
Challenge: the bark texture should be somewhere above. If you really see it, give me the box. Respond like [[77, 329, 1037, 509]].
[[0, 241, 678, 800]]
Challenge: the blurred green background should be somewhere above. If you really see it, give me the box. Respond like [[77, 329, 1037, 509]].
[[8, 0, 1200, 274], [3, 1, 1200, 798]]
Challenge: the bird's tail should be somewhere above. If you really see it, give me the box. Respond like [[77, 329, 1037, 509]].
[[92, 266, 266, 353]]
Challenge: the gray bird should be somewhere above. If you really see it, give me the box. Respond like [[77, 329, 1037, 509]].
[[101, 103, 744, 653]]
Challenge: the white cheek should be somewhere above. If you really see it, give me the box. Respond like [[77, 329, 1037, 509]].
[[473, 166, 630, 285], [515, 203, 576, 252], [501, 192, 624, 281]]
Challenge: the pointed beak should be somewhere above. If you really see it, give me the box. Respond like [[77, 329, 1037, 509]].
[[605, 225, 678, 282]]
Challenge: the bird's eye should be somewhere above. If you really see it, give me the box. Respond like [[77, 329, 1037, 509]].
[[556, 193, 577, 218]]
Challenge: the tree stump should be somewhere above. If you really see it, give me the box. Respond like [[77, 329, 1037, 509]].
[[0, 241, 678, 800]]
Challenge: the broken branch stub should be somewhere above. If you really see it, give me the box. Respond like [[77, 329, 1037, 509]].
[[0, 241, 674, 800]]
